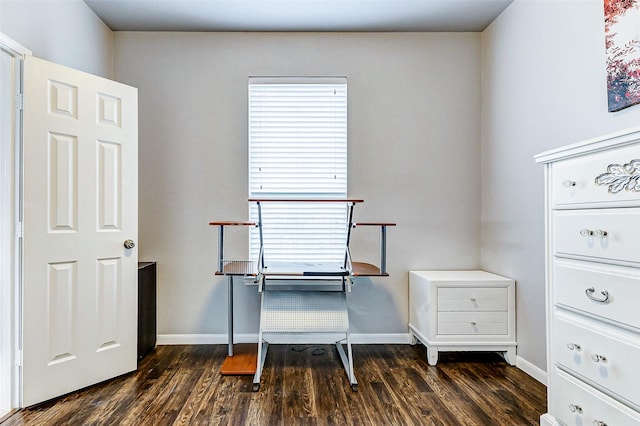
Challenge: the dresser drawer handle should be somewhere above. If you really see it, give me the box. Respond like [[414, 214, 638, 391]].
[[593, 421, 607, 426], [591, 353, 607, 363], [563, 180, 577, 187], [566, 342, 581, 351], [580, 229, 608, 238], [568, 404, 582, 414], [593, 229, 608, 238], [585, 287, 610, 303], [595, 158, 640, 194], [470, 321, 477, 326], [580, 228, 593, 237]]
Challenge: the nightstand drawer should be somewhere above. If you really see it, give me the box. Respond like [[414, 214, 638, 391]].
[[554, 259, 640, 330], [437, 287, 507, 311], [552, 143, 640, 208], [553, 208, 640, 265], [554, 313, 640, 408], [438, 311, 508, 335]]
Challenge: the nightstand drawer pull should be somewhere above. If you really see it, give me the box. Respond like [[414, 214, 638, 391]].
[[563, 180, 577, 187], [566, 342, 581, 351], [568, 404, 582, 414], [591, 353, 607, 363], [585, 287, 610, 303]]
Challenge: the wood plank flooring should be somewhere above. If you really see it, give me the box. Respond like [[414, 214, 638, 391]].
[[2, 344, 546, 425]]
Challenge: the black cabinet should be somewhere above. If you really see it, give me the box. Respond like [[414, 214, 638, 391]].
[[138, 262, 157, 359]]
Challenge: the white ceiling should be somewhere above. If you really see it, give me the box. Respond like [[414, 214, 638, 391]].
[[82, 0, 513, 32]]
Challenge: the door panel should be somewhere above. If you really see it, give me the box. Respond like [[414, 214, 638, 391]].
[[48, 132, 77, 231], [97, 140, 121, 230], [47, 261, 77, 365], [22, 56, 138, 407]]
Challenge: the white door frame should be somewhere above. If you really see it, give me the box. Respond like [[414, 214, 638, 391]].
[[0, 32, 31, 415]]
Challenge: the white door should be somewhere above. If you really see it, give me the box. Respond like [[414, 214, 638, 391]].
[[21, 56, 138, 407]]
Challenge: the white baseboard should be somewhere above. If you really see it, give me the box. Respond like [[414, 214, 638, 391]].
[[157, 333, 236, 345], [515, 355, 547, 385], [157, 333, 548, 387], [157, 333, 412, 346], [540, 413, 558, 425]]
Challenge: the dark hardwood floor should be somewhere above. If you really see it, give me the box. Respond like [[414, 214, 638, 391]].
[[2, 344, 546, 425]]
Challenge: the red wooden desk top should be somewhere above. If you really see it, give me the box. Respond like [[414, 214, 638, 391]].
[[248, 198, 364, 203], [208, 221, 255, 226]]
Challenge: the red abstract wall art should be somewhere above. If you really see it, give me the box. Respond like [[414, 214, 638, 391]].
[[605, 0, 640, 112]]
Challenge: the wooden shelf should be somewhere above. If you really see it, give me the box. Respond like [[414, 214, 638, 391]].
[[220, 344, 257, 375], [249, 198, 364, 203], [208, 221, 255, 226], [352, 262, 389, 277], [214, 260, 257, 276]]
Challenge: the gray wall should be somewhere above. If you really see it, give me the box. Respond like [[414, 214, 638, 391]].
[[0, 0, 113, 78], [113, 32, 483, 340], [481, 0, 640, 372], [7, 0, 639, 376]]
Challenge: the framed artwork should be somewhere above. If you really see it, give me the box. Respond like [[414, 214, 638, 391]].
[[605, 0, 640, 112]]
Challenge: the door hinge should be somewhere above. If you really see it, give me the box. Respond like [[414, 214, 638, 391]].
[[15, 349, 22, 366], [15, 221, 24, 239], [15, 93, 23, 110]]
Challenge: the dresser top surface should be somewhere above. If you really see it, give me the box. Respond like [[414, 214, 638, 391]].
[[535, 125, 640, 164], [410, 270, 513, 282]]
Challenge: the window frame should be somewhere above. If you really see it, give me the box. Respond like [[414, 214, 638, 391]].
[[247, 76, 348, 264]]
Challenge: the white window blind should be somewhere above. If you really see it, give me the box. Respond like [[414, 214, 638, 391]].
[[248, 77, 348, 264]]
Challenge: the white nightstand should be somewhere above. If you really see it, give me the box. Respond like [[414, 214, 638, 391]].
[[408, 270, 516, 365]]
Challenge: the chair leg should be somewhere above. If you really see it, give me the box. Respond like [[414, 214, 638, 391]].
[[335, 333, 358, 391], [252, 340, 268, 391]]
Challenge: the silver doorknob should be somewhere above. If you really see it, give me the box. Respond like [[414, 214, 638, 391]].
[[124, 239, 136, 249]]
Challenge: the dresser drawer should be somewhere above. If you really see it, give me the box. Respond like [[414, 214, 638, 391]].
[[554, 313, 640, 408], [552, 369, 640, 426], [554, 208, 640, 265], [438, 311, 508, 335], [437, 287, 507, 312], [554, 259, 640, 330], [552, 143, 640, 208]]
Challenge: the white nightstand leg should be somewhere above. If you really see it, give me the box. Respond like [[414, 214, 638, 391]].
[[503, 347, 516, 366], [409, 333, 418, 345], [426, 345, 439, 365]]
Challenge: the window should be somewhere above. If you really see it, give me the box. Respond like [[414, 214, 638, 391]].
[[248, 77, 348, 264]]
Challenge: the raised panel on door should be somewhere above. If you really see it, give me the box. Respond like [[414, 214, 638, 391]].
[[48, 132, 77, 232], [96, 257, 121, 352], [97, 140, 122, 231], [47, 261, 77, 365], [22, 56, 138, 407]]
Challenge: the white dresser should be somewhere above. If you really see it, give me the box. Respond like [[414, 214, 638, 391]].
[[535, 128, 640, 426], [408, 270, 516, 365]]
